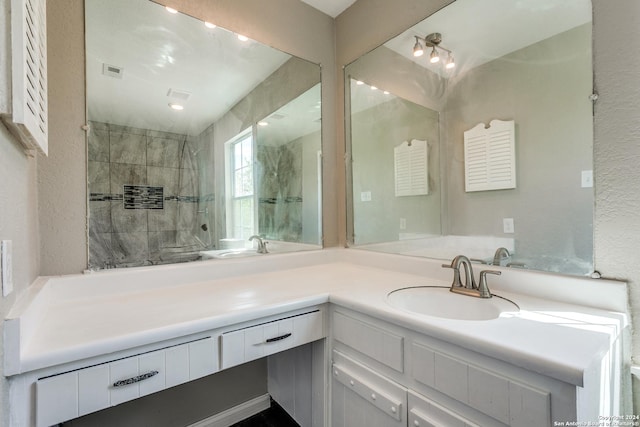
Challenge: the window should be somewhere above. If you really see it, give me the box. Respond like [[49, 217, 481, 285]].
[[226, 129, 255, 240]]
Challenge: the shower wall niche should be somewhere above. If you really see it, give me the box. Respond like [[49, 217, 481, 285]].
[[88, 122, 214, 269]]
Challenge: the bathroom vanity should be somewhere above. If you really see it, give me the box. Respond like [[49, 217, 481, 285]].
[[4, 249, 627, 426]]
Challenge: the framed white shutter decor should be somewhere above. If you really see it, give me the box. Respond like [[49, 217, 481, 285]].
[[1, 0, 48, 155], [464, 120, 515, 192], [394, 139, 428, 197]]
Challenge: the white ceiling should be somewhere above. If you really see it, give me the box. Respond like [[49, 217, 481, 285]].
[[86, 0, 292, 135], [384, 0, 591, 77], [299, 0, 356, 17]]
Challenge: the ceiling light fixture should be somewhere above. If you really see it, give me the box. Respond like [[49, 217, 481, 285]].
[[413, 36, 424, 57], [168, 103, 184, 111], [412, 32, 455, 70], [237, 34, 249, 42], [165, 6, 178, 14], [258, 121, 269, 126], [204, 21, 216, 29]]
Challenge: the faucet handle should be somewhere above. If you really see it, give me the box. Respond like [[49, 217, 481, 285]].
[[442, 263, 463, 287], [478, 270, 501, 298]]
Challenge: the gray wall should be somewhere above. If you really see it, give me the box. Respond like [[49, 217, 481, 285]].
[[443, 25, 593, 274], [351, 98, 441, 244]]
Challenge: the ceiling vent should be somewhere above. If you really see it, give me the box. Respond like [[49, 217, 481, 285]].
[[167, 88, 192, 101], [269, 113, 286, 120], [102, 63, 124, 79]]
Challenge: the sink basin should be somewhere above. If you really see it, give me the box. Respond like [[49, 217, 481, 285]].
[[387, 286, 519, 320]]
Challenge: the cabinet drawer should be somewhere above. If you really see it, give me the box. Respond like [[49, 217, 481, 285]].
[[36, 336, 218, 426], [220, 310, 324, 369], [409, 390, 480, 427], [411, 341, 550, 426], [332, 350, 406, 427], [333, 311, 404, 372]]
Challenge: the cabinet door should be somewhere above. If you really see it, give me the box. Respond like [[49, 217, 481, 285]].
[[332, 350, 406, 427]]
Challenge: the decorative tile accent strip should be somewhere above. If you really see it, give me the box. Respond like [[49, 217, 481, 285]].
[[259, 196, 303, 204], [123, 185, 164, 210], [89, 193, 123, 202]]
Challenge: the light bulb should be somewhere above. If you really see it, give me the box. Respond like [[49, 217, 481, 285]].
[[165, 7, 178, 14], [204, 22, 216, 29], [429, 47, 440, 64], [169, 103, 184, 111], [413, 39, 424, 57], [445, 55, 455, 69], [237, 34, 249, 41]]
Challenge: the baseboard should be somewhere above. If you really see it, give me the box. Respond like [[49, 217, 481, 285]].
[[187, 393, 271, 427]]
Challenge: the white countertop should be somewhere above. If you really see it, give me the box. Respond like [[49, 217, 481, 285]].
[[4, 249, 628, 388]]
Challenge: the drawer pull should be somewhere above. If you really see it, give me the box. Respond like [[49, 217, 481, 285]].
[[266, 333, 292, 343], [112, 370, 159, 388]]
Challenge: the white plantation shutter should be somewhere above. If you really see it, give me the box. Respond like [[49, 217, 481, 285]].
[[464, 120, 515, 192], [394, 139, 429, 197], [2, 0, 48, 155]]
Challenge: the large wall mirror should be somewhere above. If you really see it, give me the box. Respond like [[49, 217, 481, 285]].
[[86, 0, 322, 269], [346, 0, 593, 276]]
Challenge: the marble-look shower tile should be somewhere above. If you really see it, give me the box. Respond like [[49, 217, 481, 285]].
[[177, 202, 198, 231], [149, 231, 178, 262], [147, 136, 181, 168], [111, 201, 148, 233], [179, 166, 199, 197], [110, 132, 147, 165], [109, 123, 147, 136], [89, 201, 112, 233], [111, 232, 149, 265], [277, 144, 303, 197], [88, 128, 110, 162], [147, 166, 179, 196], [89, 231, 114, 269], [88, 161, 110, 194], [148, 200, 178, 232], [110, 163, 147, 193]]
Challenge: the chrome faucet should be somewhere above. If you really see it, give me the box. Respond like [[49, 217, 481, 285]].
[[249, 235, 269, 254], [493, 247, 510, 266], [442, 255, 500, 298]]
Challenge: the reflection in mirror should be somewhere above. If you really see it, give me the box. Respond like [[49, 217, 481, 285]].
[[346, 0, 593, 275], [85, 0, 322, 269]]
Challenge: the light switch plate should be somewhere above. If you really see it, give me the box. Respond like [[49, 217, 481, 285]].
[[1, 240, 13, 297], [503, 218, 515, 234], [360, 191, 372, 202], [400, 218, 407, 230], [581, 170, 593, 188]]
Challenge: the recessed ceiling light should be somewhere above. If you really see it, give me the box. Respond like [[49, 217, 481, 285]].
[[204, 21, 216, 29], [356, 80, 364, 85], [371, 86, 378, 91], [258, 121, 269, 126], [165, 7, 178, 14], [383, 91, 390, 95], [168, 103, 184, 111], [237, 34, 249, 42]]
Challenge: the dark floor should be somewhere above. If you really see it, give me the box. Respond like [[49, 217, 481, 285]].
[[230, 400, 300, 427]]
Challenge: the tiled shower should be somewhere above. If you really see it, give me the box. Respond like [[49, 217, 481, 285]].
[[88, 121, 214, 269]]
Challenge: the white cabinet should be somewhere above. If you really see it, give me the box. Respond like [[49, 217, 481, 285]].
[[408, 390, 480, 427], [332, 350, 406, 427], [36, 336, 217, 427], [220, 309, 323, 369], [331, 308, 566, 427]]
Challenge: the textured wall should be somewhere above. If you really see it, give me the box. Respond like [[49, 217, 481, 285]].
[[0, 3, 41, 426], [0, 127, 40, 427], [592, 0, 640, 412]]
